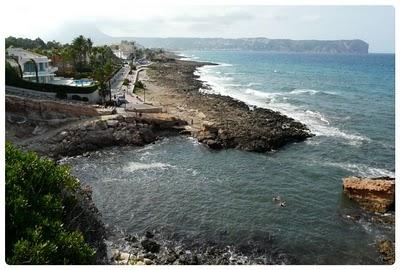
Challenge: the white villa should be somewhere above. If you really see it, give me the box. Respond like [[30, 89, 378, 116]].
[[7, 48, 58, 83], [111, 41, 135, 60]]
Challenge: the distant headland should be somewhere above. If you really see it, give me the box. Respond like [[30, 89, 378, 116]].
[[130, 37, 369, 54]]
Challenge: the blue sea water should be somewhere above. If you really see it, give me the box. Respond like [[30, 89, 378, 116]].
[[66, 51, 395, 264]]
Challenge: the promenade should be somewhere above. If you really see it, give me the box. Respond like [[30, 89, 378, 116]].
[[111, 63, 162, 113]]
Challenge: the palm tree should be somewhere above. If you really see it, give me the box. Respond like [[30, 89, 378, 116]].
[[7, 56, 23, 79], [71, 35, 91, 71], [90, 46, 114, 103]]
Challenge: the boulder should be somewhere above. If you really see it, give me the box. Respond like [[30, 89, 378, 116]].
[[141, 239, 161, 253], [106, 120, 119, 128], [95, 120, 108, 130], [144, 258, 154, 265], [377, 240, 395, 264], [145, 231, 155, 238], [343, 176, 395, 212]]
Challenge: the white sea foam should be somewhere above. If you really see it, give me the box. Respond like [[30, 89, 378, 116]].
[[225, 72, 245, 75], [326, 162, 395, 178], [124, 162, 173, 172], [290, 89, 320, 95], [217, 63, 233, 67], [196, 66, 369, 145], [247, 82, 262, 87]]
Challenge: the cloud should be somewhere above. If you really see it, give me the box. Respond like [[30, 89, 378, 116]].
[[173, 11, 254, 25], [299, 14, 321, 22]]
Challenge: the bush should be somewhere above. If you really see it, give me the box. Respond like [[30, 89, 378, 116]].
[[56, 91, 68, 99], [5, 61, 21, 84], [122, 78, 130, 86], [135, 80, 145, 89], [71, 95, 82, 101], [81, 97, 89, 102], [5, 142, 96, 264]]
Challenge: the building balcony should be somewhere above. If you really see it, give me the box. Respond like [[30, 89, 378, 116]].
[[22, 67, 58, 77]]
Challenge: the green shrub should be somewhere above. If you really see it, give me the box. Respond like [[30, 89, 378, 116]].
[[135, 80, 145, 89], [122, 78, 130, 86], [5, 142, 96, 264]]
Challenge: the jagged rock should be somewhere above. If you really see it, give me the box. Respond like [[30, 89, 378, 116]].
[[141, 239, 161, 253], [145, 231, 155, 238], [125, 235, 138, 242], [179, 252, 199, 265], [149, 59, 313, 152], [144, 258, 154, 265], [95, 120, 108, 130], [106, 120, 119, 128], [343, 176, 395, 213], [377, 240, 395, 264], [144, 253, 156, 260]]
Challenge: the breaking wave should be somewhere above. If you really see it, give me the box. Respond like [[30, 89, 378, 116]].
[[326, 162, 395, 178], [124, 162, 174, 172]]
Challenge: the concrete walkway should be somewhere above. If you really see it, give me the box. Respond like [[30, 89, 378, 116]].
[[114, 64, 162, 113]]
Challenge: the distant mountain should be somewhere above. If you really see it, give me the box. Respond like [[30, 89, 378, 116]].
[[43, 24, 368, 54], [129, 37, 369, 54]]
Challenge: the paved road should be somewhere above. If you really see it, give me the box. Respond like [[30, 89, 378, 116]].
[[110, 65, 131, 98]]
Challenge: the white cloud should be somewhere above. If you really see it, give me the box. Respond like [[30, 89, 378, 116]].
[[299, 14, 321, 22]]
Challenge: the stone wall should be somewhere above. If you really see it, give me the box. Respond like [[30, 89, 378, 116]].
[[6, 95, 101, 120]]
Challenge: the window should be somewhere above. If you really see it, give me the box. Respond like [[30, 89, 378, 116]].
[[24, 62, 36, 73]]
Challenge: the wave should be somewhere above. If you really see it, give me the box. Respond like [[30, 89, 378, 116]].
[[124, 162, 173, 172], [217, 62, 233, 67], [196, 66, 367, 145], [225, 72, 245, 75], [326, 162, 395, 178], [290, 89, 320, 95], [247, 82, 262, 87]]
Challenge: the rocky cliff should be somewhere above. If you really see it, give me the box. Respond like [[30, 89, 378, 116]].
[[133, 37, 369, 54], [343, 176, 395, 212]]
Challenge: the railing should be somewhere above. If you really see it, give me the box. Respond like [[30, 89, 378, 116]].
[[23, 67, 58, 77]]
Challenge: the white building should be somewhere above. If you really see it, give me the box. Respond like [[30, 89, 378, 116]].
[[7, 48, 58, 83], [111, 41, 135, 60]]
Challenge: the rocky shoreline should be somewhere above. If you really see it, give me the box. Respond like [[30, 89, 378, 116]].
[[104, 228, 295, 265], [145, 58, 313, 152], [5, 56, 394, 265]]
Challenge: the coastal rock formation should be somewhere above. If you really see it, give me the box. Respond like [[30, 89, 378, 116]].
[[343, 176, 395, 213], [108, 230, 295, 265], [194, 95, 312, 151], [377, 240, 395, 264], [148, 59, 313, 152], [21, 115, 187, 158]]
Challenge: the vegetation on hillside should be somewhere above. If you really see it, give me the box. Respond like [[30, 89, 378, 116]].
[[6, 35, 121, 78], [5, 142, 101, 264]]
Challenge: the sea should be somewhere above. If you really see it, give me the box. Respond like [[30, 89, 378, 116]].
[[64, 51, 395, 264]]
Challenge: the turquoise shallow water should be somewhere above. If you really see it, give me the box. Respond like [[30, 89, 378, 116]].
[[65, 52, 395, 264]]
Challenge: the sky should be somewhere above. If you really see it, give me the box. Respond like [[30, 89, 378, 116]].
[[1, 1, 395, 53]]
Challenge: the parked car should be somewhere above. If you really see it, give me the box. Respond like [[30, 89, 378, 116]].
[[116, 95, 128, 106]]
